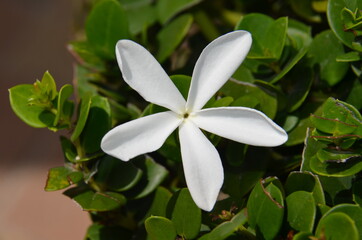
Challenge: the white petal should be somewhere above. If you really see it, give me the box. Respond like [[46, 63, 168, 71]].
[[116, 40, 186, 113], [186, 31, 252, 111], [178, 120, 224, 211], [192, 107, 288, 146], [101, 111, 182, 161]]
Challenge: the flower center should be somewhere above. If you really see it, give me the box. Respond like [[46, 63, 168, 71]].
[[183, 112, 189, 119]]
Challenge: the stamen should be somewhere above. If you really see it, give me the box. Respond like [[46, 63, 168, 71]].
[[183, 113, 189, 119]]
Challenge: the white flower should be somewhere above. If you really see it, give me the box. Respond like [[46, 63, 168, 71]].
[[101, 31, 288, 211]]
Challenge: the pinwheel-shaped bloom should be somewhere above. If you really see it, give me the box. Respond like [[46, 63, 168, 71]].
[[101, 31, 288, 211]]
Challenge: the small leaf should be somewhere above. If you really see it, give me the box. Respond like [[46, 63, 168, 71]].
[[144, 187, 172, 219], [64, 187, 126, 211], [80, 95, 112, 154], [236, 13, 288, 60], [247, 178, 284, 240], [86, 0, 129, 59], [145, 216, 177, 240], [71, 93, 92, 142], [54, 84, 73, 126], [9, 84, 55, 128], [307, 30, 349, 86], [316, 212, 359, 240], [167, 188, 201, 239], [353, 179, 362, 206], [286, 191, 316, 232], [45, 166, 83, 191], [157, 14, 193, 63], [60, 136, 78, 162]]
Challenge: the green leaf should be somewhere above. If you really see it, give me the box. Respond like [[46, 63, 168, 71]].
[[144, 187, 172, 219], [60, 136, 78, 162], [71, 93, 92, 142], [247, 178, 284, 240], [156, 0, 201, 24], [39, 71, 57, 101], [95, 156, 143, 192], [327, 0, 362, 51], [167, 188, 201, 239], [45, 166, 83, 191], [221, 79, 277, 119], [86, 0, 129, 59], [145, 216, 177, 240], [346, 79, 362, 110], [86, 223, 132, 240], [236, 13, 288, 60], [53, 84, 73, 126], [285, 171, 325, 205], [292, 232, 314, 240], [307, 30, 349, 86], [123, 2, 156, 35], [198, 211, 249, 240], [271, 19, 312, 84], [322, 204, 362, 239], [68, 41, 106, 71], [9, 84, 55, 128], [80, 95, 112, 154], [336, 51, 361, 62], [64, 187, 126, 211], [315, 212, 359, 240], [286, 191, 316, 232], [130, 156, 168, 199], [157, 14, 193, 63]]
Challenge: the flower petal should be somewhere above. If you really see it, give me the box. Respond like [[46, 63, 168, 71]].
[[192, 107, 288, 146], [186, 31, 252, 111], [101, 111, 182, 161], [116, 40, 186, 113], [178, 120, 224, 211]]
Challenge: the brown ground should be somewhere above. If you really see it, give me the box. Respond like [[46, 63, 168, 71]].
[[0, 0, 91, 239]]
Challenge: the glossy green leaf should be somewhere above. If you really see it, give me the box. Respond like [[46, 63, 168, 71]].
[[86, 0, 129, 59], [236, 13, 288, 60], [346, 79, 362, 110], [54, 84, 73, 126], [308, 30, 349, 86], [316, 212, 359, 240], [336, 51, 361, 62], [86, 223, 132, 240], [157, 14, 193, 63], [64, 187, 126, 211], [39, 71, 57, 101], [199, 211, 249, 240], [286, 191, 316, 232], [45, 166, 83, 191], [323, 204, 362, 239], [9, 84, 55, 128], [247, 178, 284, 240], [285, 171, 325, 205], [95, 156, 143, 192], [80, 95, 111, 154], [71, 93, 92, 142], [327, 0, 362, 51], [157, 0, 201, 24], [167, 188, 201, 239], [145, 216, 177, 240]]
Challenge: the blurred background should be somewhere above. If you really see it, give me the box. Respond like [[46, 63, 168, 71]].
[[0, 0, 91, 239]]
